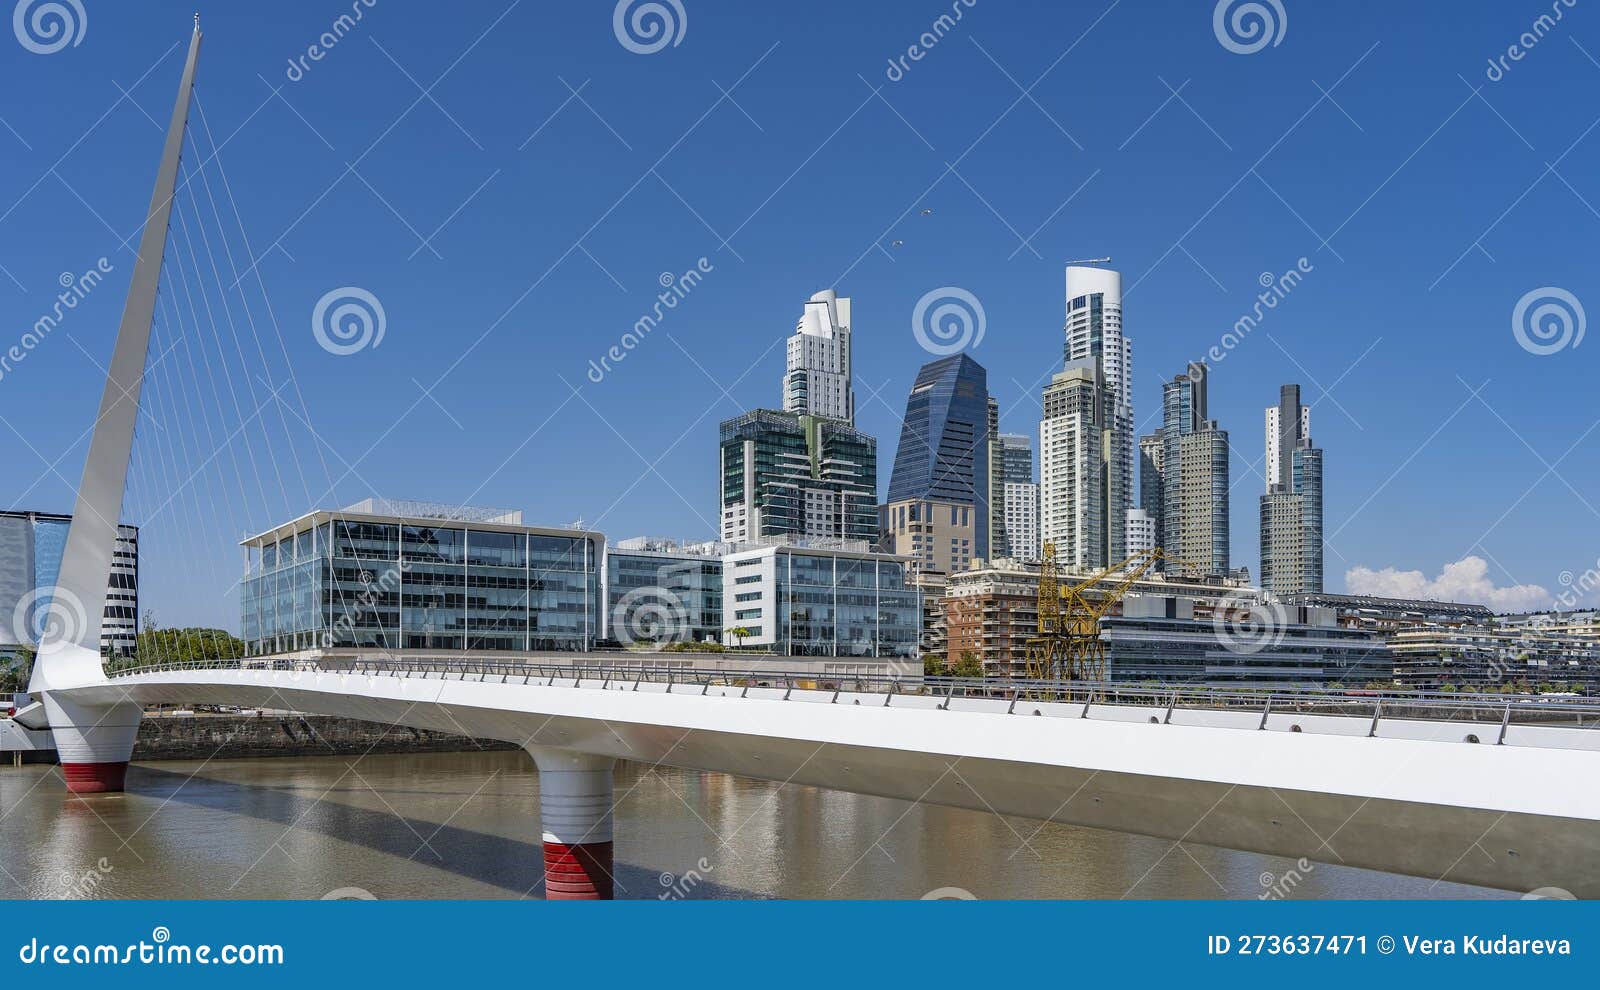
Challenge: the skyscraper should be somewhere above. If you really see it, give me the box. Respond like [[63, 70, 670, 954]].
[[723, 288, 877, 546], [1062, 265, 1133, 563], [1138, 432, 1164, 556], [719, 410, 878, 544], [986, 396, 1005, 564], [1124, 507, 1155, 559], [998, 434, 1038, 560], [783, 289, 854, 425], [886, 354, 992, 559], [999, 434, 1034, 486], [1260, 384, 1324, 597], [1040, 360, 1104, 571], [1160, 363, 1229, 578]]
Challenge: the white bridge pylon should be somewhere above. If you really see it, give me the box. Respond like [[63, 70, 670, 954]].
[[30, 20, 203, 796]]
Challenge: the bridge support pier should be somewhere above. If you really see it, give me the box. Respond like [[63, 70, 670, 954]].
[[528, 747, 617, 900], [42, 695, 142, 794]]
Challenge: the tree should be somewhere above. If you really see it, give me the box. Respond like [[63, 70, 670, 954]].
[[135, 627, 246, 665], [0, 648, 33, 694], [726, 626, 751, 649], [923, 652, 949, 677], [952, 649, 984, 679]]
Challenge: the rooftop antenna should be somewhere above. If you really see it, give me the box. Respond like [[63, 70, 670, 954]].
[[1066, 257, 1112, 265]]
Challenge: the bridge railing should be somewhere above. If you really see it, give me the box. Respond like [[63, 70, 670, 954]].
[[104, 657, 1600, 727]]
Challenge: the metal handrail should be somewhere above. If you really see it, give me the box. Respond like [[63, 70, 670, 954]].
[[102, 657, 1600, 722]]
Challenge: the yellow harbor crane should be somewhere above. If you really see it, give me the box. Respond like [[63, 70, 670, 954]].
[[1023, 543, 1183, 681]]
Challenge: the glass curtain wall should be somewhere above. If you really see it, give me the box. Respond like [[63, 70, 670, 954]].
[[774, 552, 917, 659], [243, 519, 599, 656]]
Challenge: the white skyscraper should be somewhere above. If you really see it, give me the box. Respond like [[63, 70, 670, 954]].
[[1124, 507, 1155, 560], [1264, 399, 1312, 489], [1040, 361, 1104, 571], [1004, 481, 1040, 561], [1062, 265, 1132, 564], [783, 289, 854, 425]]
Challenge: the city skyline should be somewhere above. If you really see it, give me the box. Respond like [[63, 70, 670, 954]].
[[0, 1, 1591, 631]]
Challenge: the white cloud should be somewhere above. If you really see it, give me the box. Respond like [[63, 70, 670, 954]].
[[1343, 556, 1550, 612]]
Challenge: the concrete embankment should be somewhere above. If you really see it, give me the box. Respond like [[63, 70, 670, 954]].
[[132, 713, 514, 760]]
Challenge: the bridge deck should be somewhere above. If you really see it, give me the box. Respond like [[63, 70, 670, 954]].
[[49, 659, 1600, 897]]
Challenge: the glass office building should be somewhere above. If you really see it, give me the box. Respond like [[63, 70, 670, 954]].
[[719, 410, 878, 545], [720, 544, 919, 660], [604, 539, 724, 646], [0, 510, 139, 657], [885, 354, 992, 559], [241, 501, 602, 656]]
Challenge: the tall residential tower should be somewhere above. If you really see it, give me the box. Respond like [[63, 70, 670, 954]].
[[998, 434, 1038, 561], [723, 289, 876, 545], [1260, 384, 1324, 597], [1061, 265, 1133, 563], [783, 289, 855, 425], [1160, 363, 1229, 578], [1040, 360, 1104, 571]]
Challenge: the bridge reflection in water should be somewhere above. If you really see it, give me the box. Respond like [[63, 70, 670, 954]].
[[0, 752, 1515, 900]]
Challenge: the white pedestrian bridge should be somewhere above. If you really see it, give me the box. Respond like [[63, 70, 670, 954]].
[[38, 658, 1600, 898]]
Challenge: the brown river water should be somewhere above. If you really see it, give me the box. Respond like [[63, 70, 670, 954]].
[[0, 751, 1507, 900]]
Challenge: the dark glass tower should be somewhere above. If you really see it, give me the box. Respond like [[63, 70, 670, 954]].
[[886, 354, 992, 558]]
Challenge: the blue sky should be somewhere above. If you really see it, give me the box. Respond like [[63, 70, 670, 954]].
[[1, 0, 1596, 630]]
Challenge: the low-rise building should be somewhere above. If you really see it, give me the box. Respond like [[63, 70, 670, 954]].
[[1390, 620, 1600, 690], [1280, 592, 1493, 633], [603, 538, 724, 647], [911, 569, 948, 669], [945, 561, 1038, 676], [241, 499, 604, 658], [943, 558, 1257, 676], [1102, 595, 1391, 687], [719, 542, 919, 667]]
